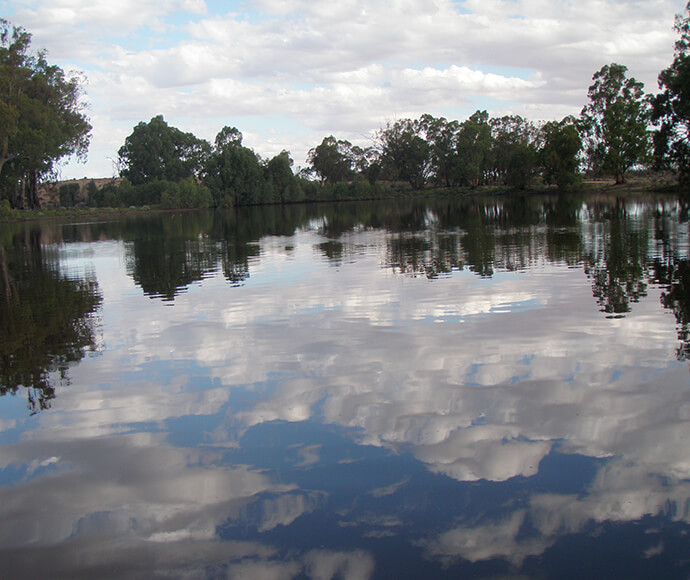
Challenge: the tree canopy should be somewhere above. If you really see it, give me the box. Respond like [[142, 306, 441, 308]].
[[652, 2, 690, 181], [118, 115, 209, 185], [539, 117, 583, 190], [0, 19, 91, 209], [376, 119, 431, 189], [580, 63, 650, 184], [307, 136, 355, 183]]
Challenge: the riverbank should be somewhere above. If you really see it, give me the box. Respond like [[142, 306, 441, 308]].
[[1, 176, 685, 224]]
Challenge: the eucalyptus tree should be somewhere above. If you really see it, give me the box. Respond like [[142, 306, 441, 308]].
[[539, 117, 583, 190], [0, 20, 91, 208], [417, 114, 461, 187], [456, 110, 493, 187], [490, 115, 538, 188], [376, 118, 431, 189], [118, 115, 209, 185], [203, 126, 263, 206], [264, 150, 302, 203], [580, 63, 650, 183], [652, 2, 690, 181], [307, 135, 355, 183]]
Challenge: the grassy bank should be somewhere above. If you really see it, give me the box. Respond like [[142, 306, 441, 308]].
[[1, 177, 686, 224]]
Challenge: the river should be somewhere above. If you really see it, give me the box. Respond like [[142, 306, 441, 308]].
[[1, 195, 689, 578]]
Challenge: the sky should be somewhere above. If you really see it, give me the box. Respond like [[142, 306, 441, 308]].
[[1, 0, 687, 179]]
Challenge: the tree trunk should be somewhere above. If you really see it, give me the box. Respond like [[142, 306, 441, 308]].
[[0, 246, 13, 303], [13, 176, 25, 210], [26, 170, 40, 209]]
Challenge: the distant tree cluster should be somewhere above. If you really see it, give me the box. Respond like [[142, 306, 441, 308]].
[[88, 116, 393, 209], [87, 118, 306, 209]]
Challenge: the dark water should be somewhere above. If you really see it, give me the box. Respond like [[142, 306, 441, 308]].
[[1, 195, 690, 579]]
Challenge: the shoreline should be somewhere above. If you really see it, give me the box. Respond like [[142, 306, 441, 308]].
[[1, 179, 686, 224]]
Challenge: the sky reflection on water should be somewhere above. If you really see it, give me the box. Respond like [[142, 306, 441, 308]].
[[1, 197, 690, 578]]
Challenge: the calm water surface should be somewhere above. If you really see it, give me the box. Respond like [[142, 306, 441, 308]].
[[1, 196, 690, 579]]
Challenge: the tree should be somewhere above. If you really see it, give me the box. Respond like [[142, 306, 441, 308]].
[[580, 63, 650, 183], [203, 127, 263, 206], [539, 117, 583, 190], [376, 118, 430, 189], [307, 136, 355, 183], [506, 143, 538, 190], [264, 150, 302, 203], [455, 111, 493, 187], [118, 115, 209, 185], [418, 114, 461, 187], [214, 125, 243, 150], [0, 20, 91, 209], [58, 182, 80, 207], [490, 115, 538, 188], [652, 2, 690, 181]]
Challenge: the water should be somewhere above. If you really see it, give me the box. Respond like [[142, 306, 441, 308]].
[[1, 195, 690, 579]]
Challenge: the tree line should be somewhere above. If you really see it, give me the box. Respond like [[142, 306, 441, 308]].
[[4, 4, 690, 211]]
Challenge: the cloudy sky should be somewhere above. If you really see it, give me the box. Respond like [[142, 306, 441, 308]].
[[1, 0, 687, 179]]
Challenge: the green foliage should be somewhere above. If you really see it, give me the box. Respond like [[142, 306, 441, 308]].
[[298, 178, 321, 201], [506, 144, 538, 190], [0, 20, 91, 209], [307, 136, 354, 183], [160, 178, 213, 209], [415, 113, 538, 189], [87, 180, 115, 207], [580, 63, 650, 183], [306, 135, 375, 185], [203, 129, 264, 206], [455, 111, 493, 187], [215, 125, 243, 150], [58, 182, 80, 207], [86, 177, 211, 209], [86, 179, 98, 201], [490, 115, 538, 187], [201, 129, 306, 206], [539, 117, 583, 190], [118, 115, 209, 185], [418, 114, 461, 187], [377, 118, 431, 189], [265, 151, 303, 203], [652, 3, 690, 182], [0, 198, 15, 219]]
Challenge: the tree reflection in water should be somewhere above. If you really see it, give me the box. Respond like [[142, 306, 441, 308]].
[[2, 196, 688, 417], [0, 227, 102, 413], [114, 196, 690, 359]]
